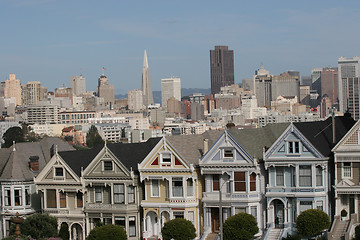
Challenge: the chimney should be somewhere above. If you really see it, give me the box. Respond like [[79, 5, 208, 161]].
[[203, 139, 209, 155], [331, 108, 336, 144], [29, 156, 39, 172]]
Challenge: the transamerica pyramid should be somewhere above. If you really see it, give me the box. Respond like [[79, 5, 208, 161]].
[[142, 49, 154, 107]]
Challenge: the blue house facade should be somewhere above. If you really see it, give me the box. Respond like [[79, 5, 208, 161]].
[[264, 123, 330, 236]]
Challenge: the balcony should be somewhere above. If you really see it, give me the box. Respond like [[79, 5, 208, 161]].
[[85, 203, 138, 212], [202, 192, 260, 201]]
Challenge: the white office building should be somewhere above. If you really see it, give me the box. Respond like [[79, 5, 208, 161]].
[[161, 77, 181, 110]]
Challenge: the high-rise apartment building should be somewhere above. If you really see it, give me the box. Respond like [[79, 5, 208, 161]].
[[320, 67, 338, 105], [142, 50, 154, 107], [338, 56, 360, 113], [128, 89, 143, 112], [210, 46, 234, 94], [97, 74, 114, 107], [70, 75, 86, 96], [4, 74, 22, 106], [22, 81, 47, 106], [161, 77, 181, 110]]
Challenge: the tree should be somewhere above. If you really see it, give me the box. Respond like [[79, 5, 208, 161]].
[[86, 125, 104, 148], [59, 222, 70, 240], [161, 218, 196, 240], [223, 213, 258, 240], [19, 213, 58, 239], [296, 209, 330, 238], [2, 126, 25, 148], [87, 224, 127, 240]]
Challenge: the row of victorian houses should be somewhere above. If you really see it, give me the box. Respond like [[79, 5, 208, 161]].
[[1, 115, 360, 240]]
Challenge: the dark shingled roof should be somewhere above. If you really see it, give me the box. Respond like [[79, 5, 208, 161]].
[[294, 116, 355, 157], [228, 123, 290, 159], [59, 138, 161, 177]]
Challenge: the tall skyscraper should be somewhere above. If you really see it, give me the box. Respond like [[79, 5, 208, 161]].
[[210, 46, 234, 94], [320, 67, 338, 105], [338, 56, 360, 113], [272, 72, 300, 102], [161, 77, 181, 110], [142, 50, 153, 107], [97, 74, 114, 107], [344, 77, 360, 120], [70, 75, 86, 96], [4, 74, 22, 106]]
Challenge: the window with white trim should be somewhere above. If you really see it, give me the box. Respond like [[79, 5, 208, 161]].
[[174, 211, 184, 218], [128, 186, 135, 203], [25, 187, 31, 205], [299, 165, 312, 187], [316, 166, 323, 186], [299, 201, 312, 212], [129, 216, 136, 237], [187, 179, 193, 197], [95, 187, 102, 203], [114, 184, 125, 204], [343, 162, 352, 178], [316, 201, 323, 211], [55, 167, 64, 177], [151, 179, 160, 197], [4, 188, 11, 206], [160, 152, 171, 163], [251, 206, 257, 221], [223, 149, 233, 158], [172, 178, 183, 197], [276, 167, 284, 186], [14, 189, 22, 206], [103, 161, 113, 171], [188, 211, 195, 224], [288, 141, 300, 154]]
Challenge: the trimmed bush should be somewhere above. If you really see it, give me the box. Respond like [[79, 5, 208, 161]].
[[296, 209, 330, 237], [87, 224, 127, 240], [161, 218, 196, 240], [223, 213, 258, 240]]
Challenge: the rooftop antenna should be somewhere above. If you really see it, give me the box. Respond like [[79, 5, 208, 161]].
[[102, 67, 106, 75]]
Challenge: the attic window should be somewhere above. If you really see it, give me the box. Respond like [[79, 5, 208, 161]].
[[224, 149, 233, 158], [160, 152, 171, 163], [55, 167, 64, 177], [104, 161, 113, 171]]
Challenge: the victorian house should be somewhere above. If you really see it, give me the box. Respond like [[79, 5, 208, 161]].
[[263, 116, 355, 239], [0, 138, 74, 239], [35, 138, 161, 240], [331, 119, 360, 239], [138, 132, 221, 240]]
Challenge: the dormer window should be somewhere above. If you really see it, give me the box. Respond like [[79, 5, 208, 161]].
[[288, 141, 300, 154], [224, 149, 233, 158], [55, 167, 64, 177], [160, 152, 171, 164], [103, 161, 113, 171]]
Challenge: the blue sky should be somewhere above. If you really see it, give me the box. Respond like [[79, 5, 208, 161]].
[[1, 0, 360, 95]]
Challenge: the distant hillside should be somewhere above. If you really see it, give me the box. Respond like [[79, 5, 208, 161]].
[[115, 88, 211, 104]]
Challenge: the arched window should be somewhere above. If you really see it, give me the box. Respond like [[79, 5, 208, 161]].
[[250, 173, 256, 191]]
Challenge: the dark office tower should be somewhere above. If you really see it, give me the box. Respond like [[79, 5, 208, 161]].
[[210, 46, 234, 94]]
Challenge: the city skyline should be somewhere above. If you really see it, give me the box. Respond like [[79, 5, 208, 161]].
[[1, 1, 360, 95]]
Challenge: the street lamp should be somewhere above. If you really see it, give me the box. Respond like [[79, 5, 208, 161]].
[[219, 179, 232, 240]]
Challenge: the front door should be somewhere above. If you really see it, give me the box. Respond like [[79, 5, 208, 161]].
[[350, 194, 355, 216], [211, 208, 220, 233], [274, 200, 284, 228]]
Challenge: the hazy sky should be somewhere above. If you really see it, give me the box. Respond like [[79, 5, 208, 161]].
[[1, 0, 360, 95]]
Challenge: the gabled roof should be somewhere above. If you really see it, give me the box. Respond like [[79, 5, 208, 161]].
[[228, 123, 289, 159], [0, 137, 74, 181], [294, 116, 355, 157], [59, 138, 162, 177], [166, 130, 222, 165]]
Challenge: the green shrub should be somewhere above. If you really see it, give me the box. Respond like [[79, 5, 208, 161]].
[[355, 225, 360, 240], [296, 209, 330, 237], [19, 213, 58, 239], [223, 213, 258, 240], [161, 218, 196, 240], [87, 224, 127, 240], [59, 222, 70, 240]]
